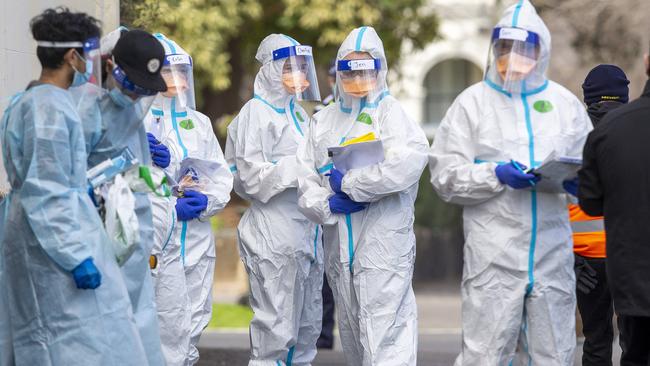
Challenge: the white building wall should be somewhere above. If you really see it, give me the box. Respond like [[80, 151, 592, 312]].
[[0, 0, 119, 192]]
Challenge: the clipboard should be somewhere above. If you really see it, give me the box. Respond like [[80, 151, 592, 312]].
[[529, 153, 581, 193]]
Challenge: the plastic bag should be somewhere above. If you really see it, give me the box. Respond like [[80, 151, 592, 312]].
[[175, 167, 206, 197], [104, 174, 140, 265], [170, 158, 219, 197], [124, 165, 171, 197]]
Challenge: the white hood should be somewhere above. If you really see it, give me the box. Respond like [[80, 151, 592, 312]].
[[486, 0, 551, 93], [253, 34, 300, 109], [336, 26, 389, 111]]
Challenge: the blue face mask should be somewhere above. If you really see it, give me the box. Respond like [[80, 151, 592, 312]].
[[71, 52, 93, 87], [109, 87, 135, 108]]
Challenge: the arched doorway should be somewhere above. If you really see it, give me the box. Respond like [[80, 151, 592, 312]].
[[414, 58, 482, 287], [423, 58, 483, 127]]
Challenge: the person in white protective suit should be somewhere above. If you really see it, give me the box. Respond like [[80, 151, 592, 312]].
[[0, 9, 149, 365], [224, 34, 324, 366], [428, 1, 592, 365], [296, 26, 429, 366], [144, 33, 233, 365]]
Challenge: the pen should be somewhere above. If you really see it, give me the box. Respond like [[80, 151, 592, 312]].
[[510, 159, 536, 187]]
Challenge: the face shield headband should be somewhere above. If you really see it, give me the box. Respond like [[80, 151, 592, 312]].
[[337, 58, 382, 98], [272, 45, 321, 102]]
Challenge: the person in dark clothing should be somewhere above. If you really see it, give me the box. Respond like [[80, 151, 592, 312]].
[[317, 275, 336, 349], [579, 50, 650, 366], [574, 64, 629, 366]]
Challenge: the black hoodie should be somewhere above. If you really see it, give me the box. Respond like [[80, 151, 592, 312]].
[[579, 80, 650, 316]]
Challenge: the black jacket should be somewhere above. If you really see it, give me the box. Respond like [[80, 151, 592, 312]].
[[578, 79, 650, 317]]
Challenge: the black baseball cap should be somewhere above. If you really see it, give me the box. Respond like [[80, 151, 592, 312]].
[[113, 29, 167, 92]]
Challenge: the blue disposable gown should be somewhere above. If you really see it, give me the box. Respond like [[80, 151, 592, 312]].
[[0, 84, 148, 365]]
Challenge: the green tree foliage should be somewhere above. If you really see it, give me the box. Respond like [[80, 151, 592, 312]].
[[122, 0, 438, 95]]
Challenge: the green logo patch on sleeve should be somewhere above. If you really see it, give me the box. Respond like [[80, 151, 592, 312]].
[[533, 100, 554, 113], [295, 111, 304, 123], [179, 119, 195, 130], [356, 112, 373, 125]]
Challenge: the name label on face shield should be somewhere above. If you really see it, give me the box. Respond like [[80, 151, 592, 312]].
[[166, 54, 191, 65], [295, 46, 313, 56], [499, 28, 529, 42], [347, 60, 377, 71]]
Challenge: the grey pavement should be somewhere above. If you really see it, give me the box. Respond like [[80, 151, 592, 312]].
[[198, 290, 622, 365], [197, 332, 458, 365]]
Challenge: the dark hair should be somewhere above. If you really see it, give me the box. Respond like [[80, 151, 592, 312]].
[[30, 7, 101, 69]]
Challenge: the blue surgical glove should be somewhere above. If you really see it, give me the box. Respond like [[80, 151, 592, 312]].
[[176, 190, 208, 221], [71, 257, 102, 289], [563, 177, 579, 197], [147, 132, 170, 168], [328, 192, 367, 214], [495, 161, 540, 189], [327, 168, 344, 193]]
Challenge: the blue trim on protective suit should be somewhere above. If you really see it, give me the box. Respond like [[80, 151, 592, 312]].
[[286, 345, 295, 365], [168, 99, 189, 159], [522, 90, 537, 297], [155, 33, 177, 54], [289, 98, 303, 136], [313, 225, 319, 260], [346, 214, 354, 273], [283, 35, 299, 46], [339, 101, 352, 114], [180, 221, 188, 266], [253, 94, 285, 114], [484, 78, 512, 97], [318, 163, 333, 174], [166, 97, 190, 264], [338, 90, 388, 116], [474, 158, 543, 168], [512, 0, 524, 27], [484, 79, 549, 98], [474, 158, 507, 165], [522, 80, 549, 96], [355, 27, 368, 51], [364, 90, 390, 108]]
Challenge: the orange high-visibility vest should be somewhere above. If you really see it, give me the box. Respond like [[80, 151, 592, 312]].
[[569, 204, 606, 258]]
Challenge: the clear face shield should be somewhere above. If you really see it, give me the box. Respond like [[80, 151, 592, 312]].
[[81, 37, 102, 87], [160, 53, 195, 110], [485, 27, 542, 93], [273, 45, 321, 102], [337, 56, 382, 99]]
